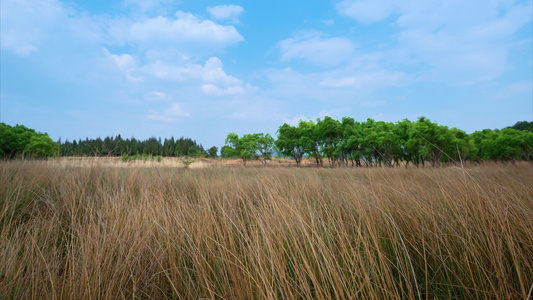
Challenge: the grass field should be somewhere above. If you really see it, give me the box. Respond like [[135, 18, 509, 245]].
[[1, 160, 532, 299]]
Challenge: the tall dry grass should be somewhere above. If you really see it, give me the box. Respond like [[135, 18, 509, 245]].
[[0, 160, 532, 299]]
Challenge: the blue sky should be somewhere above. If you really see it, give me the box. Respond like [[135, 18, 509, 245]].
[[1, 0, 532, 149]]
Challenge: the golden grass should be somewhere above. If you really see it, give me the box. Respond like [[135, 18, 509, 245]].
[[0, 160, 532, 299], [47, 156, 320, 169]]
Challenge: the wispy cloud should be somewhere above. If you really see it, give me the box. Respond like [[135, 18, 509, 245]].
[[336, 0, 533, 85], [109, 11, 244, 51], [278, 31, 355, 66], [207, 5, 244, 23], [146, 102, 189, 123], [336, 0, 395, 23]]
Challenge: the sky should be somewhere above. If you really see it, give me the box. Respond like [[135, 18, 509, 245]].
[[1, 0, 532, 149]]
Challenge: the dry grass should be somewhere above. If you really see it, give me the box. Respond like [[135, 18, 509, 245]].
[[0, 160, 532, 299], [47, 156, 321, 169]]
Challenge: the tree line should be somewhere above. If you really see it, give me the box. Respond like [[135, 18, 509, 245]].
[[1, 118, 532, 165], [59, 135, 218, 158], [222, 117, 533, 167]]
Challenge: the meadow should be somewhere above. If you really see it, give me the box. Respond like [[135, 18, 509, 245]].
[[0, 159, 532, 299]]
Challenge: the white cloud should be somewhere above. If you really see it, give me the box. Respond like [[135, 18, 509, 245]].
[[1, 0, 91, 56], [278, 31, 355, 66], [207, 5, 244, 23], [147, 102, 189, 123], [105, 49, 136, 71], [201, 83, 257, 96], [142, 56, 256, 96], [122, 0, 174, 13], [103, 49, 143, 83], [336, 0, 533, 85], [146, 91, 171, 101], [202, 57, 243, 85], [320, 71, 405, 88], [143, 57, 240, 83], [143, 60, 201, 81], [336, 0, 395, 23], [113, 11, 244, 49]]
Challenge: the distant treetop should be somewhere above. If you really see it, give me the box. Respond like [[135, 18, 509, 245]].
[[508, 121, 533, 132]]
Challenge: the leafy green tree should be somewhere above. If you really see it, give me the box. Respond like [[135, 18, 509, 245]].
[[255, 133, 274, 166], [491, 128, 533, 161], [409, 117, 451, 167], [316, 116, 341, 167], [220, 145, 237, 158], [371, 121, 400, 167], [442, 127, 475, 163], [344, 120, 363, 167], [276, 123, 305, 166], [508, 121, 533, 132], [395, 119, 414, 166], [0, 123, 59, 159], [298, 120, 322, 166], [207, 146, 218, 158], [337, 117, 355, 167], [26, 134, 60, 158], [224, 132, 258, 167], [359, 118, 379, 167]]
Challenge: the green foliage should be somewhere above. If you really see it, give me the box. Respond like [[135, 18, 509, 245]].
[[60, 135, 205, 157], [269, 117, 533, 167], [316, 116, 341, 167], [255, 133, 274, 166], [0, 123, 59, 159], [224, 132, 261, 167], [472, 128, 533, 161], [298, 120, 322, 166], [220, 145, 238, 159], [275, 123, 305, 166], [180, 157, 195, 169], [508, 120, 533, 132], [207, 146, 218, 158], [26, 135, 60, 159]]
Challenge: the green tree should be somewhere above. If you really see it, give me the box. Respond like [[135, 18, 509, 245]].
[[508, 121, 533, 132], [410, 117, 451, 167], [316, 116, 341, 167], [0, 123, 59, 159], [298, 120, 322, 166], [276, 123, 305, 166], [26, 134, 60, 158], [255, 133, 274, 166], [344, 120, 363, 167], [492, 128, 533, 161], [224, 132, 258, 167], [207, 146, 218, 158], [220, 145, 237, 158], [442, 127, 475, 163]]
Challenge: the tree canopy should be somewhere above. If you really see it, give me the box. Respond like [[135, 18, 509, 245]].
[[508, 121, 533, 132], [3, 118, 531, 166], [60, 135, 210, 158], [0, 123, 59, 159], [271, 117, 532, 167], [223, 132, 275, 167]]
